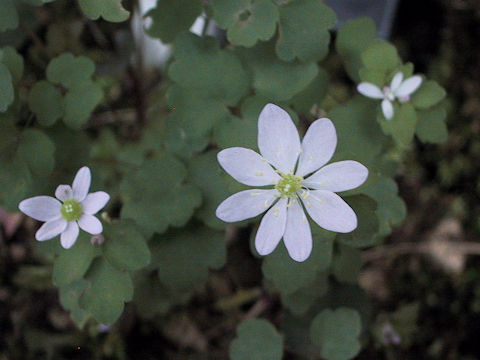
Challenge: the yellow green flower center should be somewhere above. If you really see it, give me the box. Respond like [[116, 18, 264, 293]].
[[275, 174, 303, 198], [61, 199, 82, 221]]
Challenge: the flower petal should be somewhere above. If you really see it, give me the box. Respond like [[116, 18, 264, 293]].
[[302, 190, 357, 233], [35, 218, 67, 241], [283, 200, 312, 262], [55, 185, 73, 201], [381, 99, 394, 120], [78, 214, 103, 234], [296, 118, 337, 177], [394, 75, 422, 98], [72, 166, 91, 201], [217, 148, 281, 186], [82, 191, 110, 215], [302, 160, 368, 192], [258, 104, 301, 174], [255, 198, 287, 256], [61, 221, 79, 249], [357, 83, 384, 99], [390, 72, 404, 92], [216, 189, 278, 222], [19, 196, 61, 222]]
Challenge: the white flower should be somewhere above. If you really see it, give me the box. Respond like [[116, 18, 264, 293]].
[[215, 104, 368, 262], [18, 167, 110, 249], [357, 72, 422, 120]]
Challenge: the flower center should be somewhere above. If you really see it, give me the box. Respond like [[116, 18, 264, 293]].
[[60, 199, 82, 221], [383, 86, 395, 101], [275, 174, 303, 198]]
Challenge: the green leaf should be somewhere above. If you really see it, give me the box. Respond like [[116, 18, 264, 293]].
[[17, 129, 55, 177], [166, 85, 229, 137], [188, 151, 231, 230], [0, 0, 18, 32], [214, 114, 258, 150], [411, 80, 446, 109], [281, 272, 328, 315], [120, 154, 202, 235], [290, 68, 329, 113], [46, 53, 96, 90], [79, 258, 134, 325], [332, 244, 362, 284], [362, 177, 406, 236], [212, 0, 279, 47], [262, 233, 333, 295], [151, 226, 226, 293], [78, 0, 130, 22], [164, 116, 210, 158], [416, 105, 448, 143], [361, 40, 400, 73], [0, 63, 14, 112], [358, 67, 386, 88], [52, 233, 99, 287], [337, 195, 379, 248], [58, 280, 91, 327], [133, 271, 172, 318], [0, 46, 24, 83], [276, 0, 336, 62], [310, 308, 362, 360], [238, 41, 318, 101], [169, 33, 249, 105], [28, 81, 64, 126], [336, 17, 376, 81], [329, 97, 384, 166], [102, 220, 151, 271], [63, 81, 103, 129], [146, 0, 203, 43], [230, 319, 283, 360], [379, 102, 417, 145], [0, 118, 32, 210]]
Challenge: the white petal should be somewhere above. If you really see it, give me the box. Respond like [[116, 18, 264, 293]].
[[72, 166, 91, 201], [55, 185, 73, 201], [255, 198, 287, 256], [217, 148, 281, 186], [216, 189, 278, 222], [296, 118, 337, 177], [390, 72, 404, 92], [394, 75, 422, 98], [357, 83, 385, 99], [381, 99, 394, 120], [19, 196, 61, 222], [283, 200, 312, 262], [82, 191, 110, 215], [302, 190, 357, 233], [78, 214, 103, 234], [302, 161, 368, 192], [61, 221, 79, 249], [35, 218, 67, 241], [258, 103, 301, 174]]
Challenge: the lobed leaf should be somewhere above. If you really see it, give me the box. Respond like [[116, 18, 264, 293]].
[[211, 0, 279, 47], [78, 0, 130, 22], [79, 258, 134, 325], [146, 0, 203, 43], [276, 0, 336, 62], [310, 308, 362, 360], [230, 319, 283, 360]]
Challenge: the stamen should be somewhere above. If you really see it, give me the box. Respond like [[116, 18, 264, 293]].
[[254, 171, 264, 176]]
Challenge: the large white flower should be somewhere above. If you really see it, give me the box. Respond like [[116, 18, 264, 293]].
[[18, 167, 110, 249], [357, 72, 422, 120], [215, 104, 368, 262]]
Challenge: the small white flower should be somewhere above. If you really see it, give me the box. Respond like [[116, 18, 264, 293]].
[[357, 72, 422, 120], [18, 167, 110, 249], [215, 104, 368, 262]]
